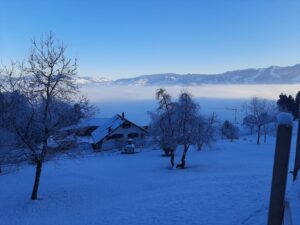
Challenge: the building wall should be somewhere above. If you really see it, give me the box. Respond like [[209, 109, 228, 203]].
[[101, 125, 145, 150]]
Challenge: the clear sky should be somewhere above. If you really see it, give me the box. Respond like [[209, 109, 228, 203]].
[[1, 0, 300, 78]]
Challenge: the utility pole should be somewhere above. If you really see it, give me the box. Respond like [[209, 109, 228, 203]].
[[226, 107, 238, 124]]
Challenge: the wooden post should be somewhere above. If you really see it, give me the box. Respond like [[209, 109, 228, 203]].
[[267, 113, 293, 225], [293, 111, 300, 181]]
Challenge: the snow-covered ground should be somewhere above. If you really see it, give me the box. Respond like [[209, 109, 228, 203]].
[[1, 84, 300, 225], [286, 176, 300, 225], [2, 134, 297, 225]]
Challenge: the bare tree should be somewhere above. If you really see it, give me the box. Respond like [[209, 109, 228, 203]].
[[221, 120, 239, 142], [196, 112, 218, 150], [175, 91, 199, 169], [151, 89, 217, 169], [153, 88, 178, 167], [27, 33, 79, 200], [243, 114, 256, 135], [244, 97, 276, 144], [0, 33, 90, 200]]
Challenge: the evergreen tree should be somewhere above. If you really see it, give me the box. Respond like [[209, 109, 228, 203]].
[[277, 93, 298, 119]]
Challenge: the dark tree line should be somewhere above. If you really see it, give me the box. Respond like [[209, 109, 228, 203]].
[[277, 91, 300, 119]]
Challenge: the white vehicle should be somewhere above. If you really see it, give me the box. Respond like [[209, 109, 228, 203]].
[[124, 139, 135, 153]]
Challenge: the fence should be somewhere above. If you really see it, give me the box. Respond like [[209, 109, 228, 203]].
[[268, 112, 300, 225]]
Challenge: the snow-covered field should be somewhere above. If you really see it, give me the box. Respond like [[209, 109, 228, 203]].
[[286, 179, 300, 225], [1, 134, 297, 225], [1, 84, 299, 225]]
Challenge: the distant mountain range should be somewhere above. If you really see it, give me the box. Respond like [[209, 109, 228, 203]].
[[78, 64, 300, 86]]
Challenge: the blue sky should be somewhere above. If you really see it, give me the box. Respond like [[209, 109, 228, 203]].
[[1, 0, 300, 78]]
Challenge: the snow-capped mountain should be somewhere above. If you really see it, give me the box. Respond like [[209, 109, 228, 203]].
[[75, 76, 112, 85], [77, 64, 300, 86]]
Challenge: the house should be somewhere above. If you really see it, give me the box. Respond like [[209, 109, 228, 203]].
[[91, 113, 147, 151], [55, 113, 147, 151]]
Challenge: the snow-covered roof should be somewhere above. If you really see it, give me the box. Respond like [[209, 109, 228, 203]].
[[76, 136, 94, 144], [91, 114, 124, 144], [60, 118, 109, 131], [91, 114, 147, 144], [59, 114, 146, 144]]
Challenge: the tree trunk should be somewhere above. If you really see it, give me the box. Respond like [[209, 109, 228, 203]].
[[163, 147, 171, 156], [264, 126, 267, 144], [31, 94, 48, 200], [197, 143, 203, 151], [170, 150, 175, 168], [31, 159, 43, 200], [177, 145, 188, 169], [257, 126, 261, 144]]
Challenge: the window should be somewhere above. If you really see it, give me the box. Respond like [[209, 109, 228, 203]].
[[122, 122, 131, 129], [128, 133, 139, 138], [106, 134, 124, 140]]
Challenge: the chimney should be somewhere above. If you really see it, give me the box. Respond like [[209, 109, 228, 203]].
[[122, 112, 125, 119]]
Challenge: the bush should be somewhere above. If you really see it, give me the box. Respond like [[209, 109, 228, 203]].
[[221, 120, 239, 141]]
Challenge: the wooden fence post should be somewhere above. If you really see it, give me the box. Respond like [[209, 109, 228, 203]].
[[267, 113, 293, 225]]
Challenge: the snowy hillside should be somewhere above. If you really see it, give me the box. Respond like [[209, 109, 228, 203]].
[[75, 76, 111, 85], [1, 134, 296, 225], [77, 64, 300, 86]]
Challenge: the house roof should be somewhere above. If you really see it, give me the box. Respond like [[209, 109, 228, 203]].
[[91, 114, 146, 144], [60, 118, 109, 131], [91, 114, 123, 143]]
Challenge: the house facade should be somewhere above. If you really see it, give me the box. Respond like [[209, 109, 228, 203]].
[[55, 113, 147, 151], [91, 113, 146, 151]]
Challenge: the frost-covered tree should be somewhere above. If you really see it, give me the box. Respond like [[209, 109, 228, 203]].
[[261, 112, 276, 143], [0, 33, 93, 200], [0, 62, 27, 174], [151, 89, 216, 169], [175, 91, 199, 169], [243, 114, 256, 134], [244, 97, 276, 144], [195, 113, 218, 151], [153, 88, 178, 167], [221, 120, 239, 142]]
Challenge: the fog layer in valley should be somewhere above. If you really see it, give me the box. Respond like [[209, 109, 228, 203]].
[[81, 84, 300, 125]]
